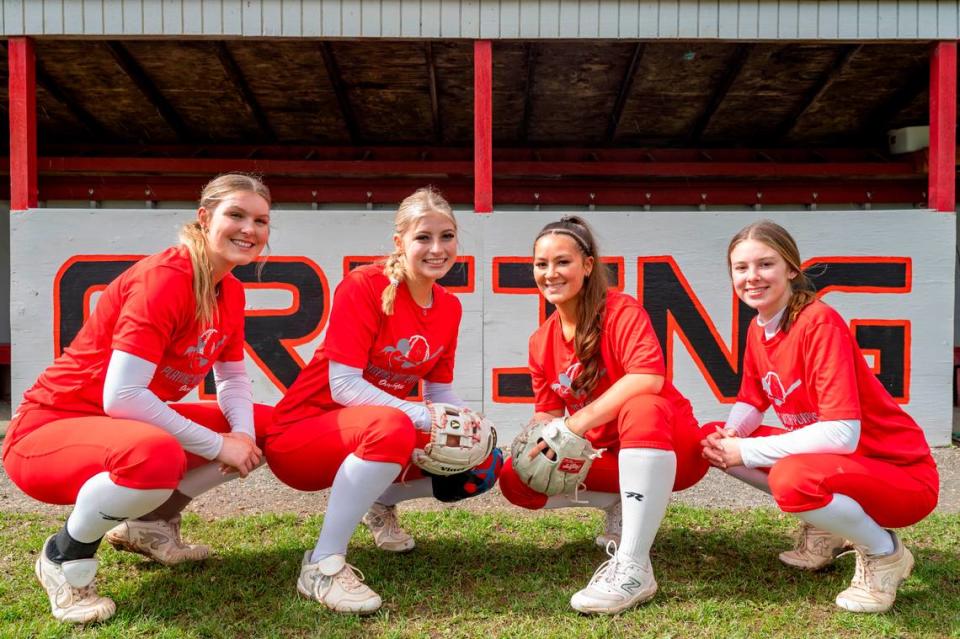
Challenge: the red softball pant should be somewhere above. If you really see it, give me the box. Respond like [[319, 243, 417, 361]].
[[264, 406, 417, 492], [264, 406, 498, 492], [700, 423, 940, 528], [500, 394, 710, 509], [2, 402, 274, 506]]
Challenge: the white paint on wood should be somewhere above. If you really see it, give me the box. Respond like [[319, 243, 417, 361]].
[[10, 208, 955, 447]]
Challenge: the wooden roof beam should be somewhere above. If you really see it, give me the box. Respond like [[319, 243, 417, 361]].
[[688, 44, 753, 144], [520, 43, 537, 143], [425, 42, 442, 144], [214, 42, 275, 143], [104, 41, 191, 142], [776, 45, 862, 141], [607, 43, 645, 143], [319, 42, 360, 145]]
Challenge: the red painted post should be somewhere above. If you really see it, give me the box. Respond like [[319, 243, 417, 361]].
[[8, 37, 38, 211], [929, 41, 957, 212], [474, 40, 493, 213]]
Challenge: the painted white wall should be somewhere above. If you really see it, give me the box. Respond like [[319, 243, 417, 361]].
[[10, 207, 956, 445]]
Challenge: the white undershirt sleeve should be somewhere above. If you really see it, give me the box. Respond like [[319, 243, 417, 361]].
[[102, 349, 224, 460], [328, 360, 432, 431], [724, 401, 764, 438], [423, 380, 464, 407], [739, 419, 861, 469], [213, 360, 255, 440]]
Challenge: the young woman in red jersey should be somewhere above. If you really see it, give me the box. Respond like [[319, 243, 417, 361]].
[[498, 216, 709, 615], [265, 187, 501, 615], [3, 174, 272, 624], [702, 220, 938, 613]]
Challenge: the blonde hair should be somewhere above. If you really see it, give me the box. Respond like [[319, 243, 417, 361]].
[[727, 220, 816, 334], [180, 173, 271, 326], [381, 187, 457, 315]]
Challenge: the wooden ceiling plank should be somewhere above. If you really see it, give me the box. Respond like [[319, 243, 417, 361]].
[[688, 44, 753, 144], [104, 41, 191, 142], [776, 44, 862, 140], [215, 42, 276, 142]]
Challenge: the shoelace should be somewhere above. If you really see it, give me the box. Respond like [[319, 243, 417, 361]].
[[335, 564, 367, 591], [585, 541, 620, 586], [373, 508, 401, 535]]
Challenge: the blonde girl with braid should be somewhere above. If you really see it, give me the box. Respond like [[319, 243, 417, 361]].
[[266, 187, 502, 615], [498, 215, 709, 615], [5, 173, 272, 624]]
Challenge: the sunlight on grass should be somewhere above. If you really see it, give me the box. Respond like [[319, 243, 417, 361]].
[[1, 506, 957, 638]]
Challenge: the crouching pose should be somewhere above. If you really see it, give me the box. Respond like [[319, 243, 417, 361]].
[[264, 187, 501, 615], [702, 220, 938, 613], [2, 174, 273, 624], [499, 216, 708, 615]]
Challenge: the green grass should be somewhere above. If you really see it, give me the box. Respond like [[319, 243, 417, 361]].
[[1, 506, 958, 638]]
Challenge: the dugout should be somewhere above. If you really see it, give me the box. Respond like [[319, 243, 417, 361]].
[[1, 1, 957, 444]]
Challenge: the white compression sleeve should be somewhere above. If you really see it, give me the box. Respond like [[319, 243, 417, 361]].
[[423, 380, 464, 407], [724, 402, 764, 437], [103, 350, 224, 460], [739, 419, 861, 468], [213, 360, 255, 440], [328, 360, 431, 430]]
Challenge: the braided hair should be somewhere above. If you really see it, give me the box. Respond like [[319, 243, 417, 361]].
[[381, 187, 456, 315]]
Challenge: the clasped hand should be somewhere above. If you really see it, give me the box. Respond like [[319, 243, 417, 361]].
[[700, 426, 743, 470], [216, 432, 263, 477]]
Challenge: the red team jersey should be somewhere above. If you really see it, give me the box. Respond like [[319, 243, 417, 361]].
[[21, 246, 246, 418], [528, 292, 696, 451], [271, 264, 462, 431], [737, 300, 931, 466]]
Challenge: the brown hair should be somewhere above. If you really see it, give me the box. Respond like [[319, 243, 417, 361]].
[[534, 215, 609, 399], [381, 186, 457, 315], [727, 219, 816, 333], [180, 173, 271, 326]]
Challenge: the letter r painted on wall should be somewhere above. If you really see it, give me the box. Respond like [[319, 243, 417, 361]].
[[53, 255, 329, 396]]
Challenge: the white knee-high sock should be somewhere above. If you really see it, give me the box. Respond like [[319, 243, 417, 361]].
[[67, 472, 172, 543], [311, 454, 402, 562], [725, 466, 772, 494], [617, 448, 676, 565], [376, 477, 434, 506], [797, 493, 894, 555], [543, 490, 619, 510]]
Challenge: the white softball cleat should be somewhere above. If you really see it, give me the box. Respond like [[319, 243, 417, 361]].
[[835, 531, 914, 613], [362, 502, 416, 552], [779, 522, 851, 571], [35, 536, 116, 624], [570, 542, 658, 615], [297, 552, 382, 614]]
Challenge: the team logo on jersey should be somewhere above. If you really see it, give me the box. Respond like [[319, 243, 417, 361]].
[[761, 371, 802, 407], [381, 335, 443, 370], [550, 363, 587, 400], [184, 328, 227, 371]]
